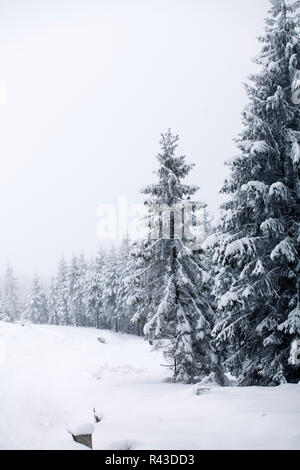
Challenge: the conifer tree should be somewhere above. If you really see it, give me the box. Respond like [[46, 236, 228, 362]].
[[23, 275, 48, 324], [115, 239, 138, 334], [0, 264, 20, 322], [48, 278, 59, 325], [67, 254, 83, 327], [205, 0, 300, 385], [72, 252, 88, 327], [83, 250, 104, 328], [56, 256, 71, 325], [128, 130, 225, 384], [126, 239, 153, 336], [102, 247, 119, 332]]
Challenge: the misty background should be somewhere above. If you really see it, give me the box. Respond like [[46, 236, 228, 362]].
[[0, 0, 270, 290]]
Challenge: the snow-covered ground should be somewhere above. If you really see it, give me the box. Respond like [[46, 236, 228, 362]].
[[0, 321, 299, 450]]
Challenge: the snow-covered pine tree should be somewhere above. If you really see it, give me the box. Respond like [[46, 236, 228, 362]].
[[23, 275, 48, 324], [126, 238, 153, 336], [82, 250, 105, 328], [205, 0, 300, 385], [115, 239, 138, 334], [71, 252, 88, 327], [0, 263, 20, 322], [67, 254, 84, 327], [102, 247, 119, 332], [55, 256, 72, 325], [48, 278, 59, 325], [129, 129, 225, 384]]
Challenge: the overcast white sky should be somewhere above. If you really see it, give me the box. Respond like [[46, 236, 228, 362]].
[[0, 0, 270, 278]]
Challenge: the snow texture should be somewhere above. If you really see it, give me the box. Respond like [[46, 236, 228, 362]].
[[270, 237, 297, 263], [67, 422, 94, 436], [1, 322, 299, 450], [218, 291, 239, 310], [292, 140, 300, 164], [289, 340, 300, 366]]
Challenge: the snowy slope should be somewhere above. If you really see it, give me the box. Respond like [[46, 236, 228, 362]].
[[0, 321, 299, 450]]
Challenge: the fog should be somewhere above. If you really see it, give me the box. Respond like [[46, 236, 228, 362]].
[[0, 0, 270, 278]]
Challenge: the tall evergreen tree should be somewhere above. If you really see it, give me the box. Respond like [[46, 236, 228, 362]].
[[56, 256, 71, 325], [72, 252, 88, 327], [126, 238, 153, 336], [102, 247, 119, 332], [83, 250, 105, 328], [128, 130, 225, 384], [0, 264, 20, 322], [48, 278, 59, 325], [23, 275, 48, 324], [67, 254, 83, 327], [115, 239, 138, 334], [205, 0, 300, 385]]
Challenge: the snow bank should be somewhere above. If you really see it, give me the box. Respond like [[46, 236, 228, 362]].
[[67, 422, 94, 437], [1, 322, 300, 450]]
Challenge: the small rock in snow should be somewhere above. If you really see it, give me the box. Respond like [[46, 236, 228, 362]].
[[97, 337, 106, 344], [93, 408, 104, 423], [192, 384, 211, 396]]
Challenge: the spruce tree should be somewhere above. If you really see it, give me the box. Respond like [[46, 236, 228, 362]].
[[129, 130, 225, 384], [126, 238, 153, 336], [102, 247, 119, 332], [83, 250, 104, 328], [55, 256, 71, 325], [23, 275, 48, 324], [72, 252, 88, 327], [205, 0, 300, 385], [67, 254, 83, 327], [0, 264, 20, 322], [48, 278, 59, 325], [115, 239, 138, 334]]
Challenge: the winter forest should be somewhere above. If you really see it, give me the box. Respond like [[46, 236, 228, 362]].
[[1, 0, 300, 451]]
